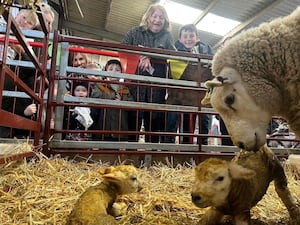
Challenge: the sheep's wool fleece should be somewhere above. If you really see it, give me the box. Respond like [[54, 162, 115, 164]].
[[212, 7, 300, 113]]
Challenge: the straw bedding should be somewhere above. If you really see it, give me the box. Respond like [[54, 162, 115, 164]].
[[0, 152, 299, 225]]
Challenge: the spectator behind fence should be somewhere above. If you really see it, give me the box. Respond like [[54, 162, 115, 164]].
[[121, 4, 176, 143], [90, 59, 133, 141], [166, 24, 212, 144], [35, 2, 55, 32], [0, 9, 40, 138], [86, 62, 103, 89], [0, 4, 55, 139], [64, 81, 93, 141], [0, 9, 38, 60], [66, 50, 89, 91]]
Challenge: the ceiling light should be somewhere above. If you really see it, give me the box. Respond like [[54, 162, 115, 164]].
[[196, 13, 240, 36], [160, 0, 202, 25]]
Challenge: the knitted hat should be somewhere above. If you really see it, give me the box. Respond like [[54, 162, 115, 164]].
[[104, 59, 123, 72]]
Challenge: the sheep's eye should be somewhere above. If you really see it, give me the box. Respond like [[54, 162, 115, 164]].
[[216, 176, 224, 182], [225, 94, 235, 106], [131, 176, 137, 181]]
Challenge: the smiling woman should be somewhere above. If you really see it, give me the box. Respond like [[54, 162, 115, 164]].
[[121, 3, 176, 143]]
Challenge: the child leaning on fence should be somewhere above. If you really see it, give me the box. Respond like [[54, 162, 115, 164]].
[[166, 24, 212, 144], [90, 59, 133, 141]]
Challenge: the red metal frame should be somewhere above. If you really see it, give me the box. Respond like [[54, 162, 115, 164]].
[[0, 5, 49, 163]]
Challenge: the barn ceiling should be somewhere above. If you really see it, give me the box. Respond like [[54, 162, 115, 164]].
[[49, 0, 300, 52]]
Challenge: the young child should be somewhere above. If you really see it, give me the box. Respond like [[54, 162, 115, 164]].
[[167, 24, 213, 144], [0, 9, 39, 138], [0, 9, 38, 60], [90, 59, 133, 141], [86, 62, 102, 90], [174, 24, 214, 55], [64, 81, 93, 141]]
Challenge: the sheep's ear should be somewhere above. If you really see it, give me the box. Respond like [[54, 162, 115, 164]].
[[102, 171, 124, 183], [201, 76, 234, 105], [228, 163, 256, 180], [98, 166, 115, 175], [205, 76, 233, 88]]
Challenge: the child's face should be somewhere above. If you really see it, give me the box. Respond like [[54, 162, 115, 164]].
[[87, 65, 101, 80], [15, 11, 36, 29], [106, 64, 122, 80], [179, 29, 199, 49], [74, 85, 88, 97]]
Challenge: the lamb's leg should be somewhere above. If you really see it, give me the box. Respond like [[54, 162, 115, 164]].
[[233, 211, 251, 225], [273, 159, 300, 220], [199, 208, 224, 225]]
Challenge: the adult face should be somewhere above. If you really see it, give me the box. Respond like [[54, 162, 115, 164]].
[[148, 9, 165, 33], [43, 13, 54, 31], [35, 13, 54, 32], [73, 53, 87, 68]]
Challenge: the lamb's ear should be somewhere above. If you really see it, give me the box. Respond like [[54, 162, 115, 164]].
[[98, 166, 115, 175], [102, 171, 124, 183], [228, 163, 256, 180]]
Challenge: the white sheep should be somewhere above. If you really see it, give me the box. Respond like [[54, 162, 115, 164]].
[[201, 6, 300, 151], [191, 145, 300, 225]]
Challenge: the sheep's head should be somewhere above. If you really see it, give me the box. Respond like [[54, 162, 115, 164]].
[[99, 165, 143, 195], [201, 67, 272, 151], [191, 158, 255, 208]]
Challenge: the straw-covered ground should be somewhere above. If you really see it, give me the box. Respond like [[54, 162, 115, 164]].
[[0, 150, 299, 225]]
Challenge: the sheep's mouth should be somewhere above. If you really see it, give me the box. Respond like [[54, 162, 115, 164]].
[[238, 132, 260, 152]]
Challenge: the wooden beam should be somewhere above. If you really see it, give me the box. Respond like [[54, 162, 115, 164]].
[[62, 21, 124, 42], [193, 0, 221, 25]]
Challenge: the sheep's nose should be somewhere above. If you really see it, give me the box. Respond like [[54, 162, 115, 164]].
[[237, 142, 245, 149], [191, 193, 201, 203]]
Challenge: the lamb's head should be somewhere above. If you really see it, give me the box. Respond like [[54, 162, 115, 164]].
[[191, 158, 255, 208], [202, 67, 273, 151], [99, 165, 143, 195]]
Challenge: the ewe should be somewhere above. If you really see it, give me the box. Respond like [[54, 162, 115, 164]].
[[202, 6, 300, 151]]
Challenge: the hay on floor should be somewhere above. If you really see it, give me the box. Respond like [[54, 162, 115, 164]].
[[0, 142, 33, 157], [0, 153, 299, 225]]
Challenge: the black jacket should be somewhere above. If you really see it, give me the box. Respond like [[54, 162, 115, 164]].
[[121, 26, 176, 104], [174, 40, 214, 55]]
